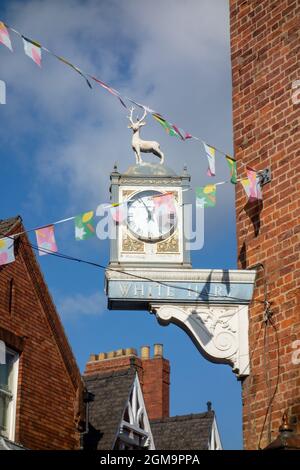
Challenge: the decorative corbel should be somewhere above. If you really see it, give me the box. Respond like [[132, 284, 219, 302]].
[[150, 303, 250, 379]]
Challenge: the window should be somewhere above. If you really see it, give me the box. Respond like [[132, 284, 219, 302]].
[[0, 346, 19, 441]]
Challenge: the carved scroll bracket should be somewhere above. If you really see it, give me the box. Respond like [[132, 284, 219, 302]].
[[150, 303, 250, 379]]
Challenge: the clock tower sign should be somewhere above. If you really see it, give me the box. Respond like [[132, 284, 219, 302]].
[[109, 162, 191, 269], [105, 115, 257, 379]]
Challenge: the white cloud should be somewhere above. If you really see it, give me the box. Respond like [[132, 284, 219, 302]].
[[57, 291, 107, 319], [1, 0, 233, 215]]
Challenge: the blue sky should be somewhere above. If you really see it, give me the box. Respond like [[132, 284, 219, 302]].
[[0, 0, 243, 449]]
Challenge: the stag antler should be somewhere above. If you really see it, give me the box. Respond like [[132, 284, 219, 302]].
[[128, 106, 135, 125], [128, 106, 147, 125], [137, 106, 147, 123]]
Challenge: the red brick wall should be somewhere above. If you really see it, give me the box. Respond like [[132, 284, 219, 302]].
[[0, 221, 82, 449], [142, 358, 170, 420], [84, 349, 170, 421], [84, 353, 143, 379], [230, 0, 300, 449]]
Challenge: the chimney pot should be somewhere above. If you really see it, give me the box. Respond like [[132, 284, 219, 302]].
[[89, 354, 98, 362], [140, 346, 150, 360], [125, 347, 137, 357], [107, 350, 115, 359], [115, 348, 125, 357], [207, 401, 212, 411], [154, 344, 163, 358], [98, 352, 106, 360]]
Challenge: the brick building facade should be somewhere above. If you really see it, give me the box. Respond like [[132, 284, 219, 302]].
[[230, 0, 300, 449], [0, 216, 83, 449], [0, 216, 220, 450]]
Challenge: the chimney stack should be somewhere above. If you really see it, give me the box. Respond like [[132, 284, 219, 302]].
[[84, 344, 170, 421], [84, 347, 141, 376], [141, 344, 170, 420]]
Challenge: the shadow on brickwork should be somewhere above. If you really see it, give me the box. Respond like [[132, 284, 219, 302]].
[[238, 199, 263, 269], [243, 199, 263, 238]]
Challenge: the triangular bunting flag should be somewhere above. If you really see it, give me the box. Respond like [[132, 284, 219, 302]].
[[153, 193, 176, 212], [246, 167, 262, 200], [226, 156, 237, 184], [0, 22, 13, 51], [110, 203, 127, 223], [91, 76, 119, 96], [241, 178, 251, 199], [171, 124, 185, 140], [203, 142, 216, 176], [152, 113, 182, 139], [22, 36, 41, 66], [185, 132, 193, 140]]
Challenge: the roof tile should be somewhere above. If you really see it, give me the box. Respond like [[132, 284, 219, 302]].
[[150, 411, 214, 450], [83, 368, 136, 450]]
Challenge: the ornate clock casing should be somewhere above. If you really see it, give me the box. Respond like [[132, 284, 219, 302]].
[[109, 163, 191, 269], [106, 162, 257, 381]]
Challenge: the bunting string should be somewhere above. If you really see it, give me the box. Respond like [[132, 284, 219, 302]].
[[1, 20, 241, 166], [0, 172, 262, 267], [0, 21, 264, 267], [0, 231, 267, 308]]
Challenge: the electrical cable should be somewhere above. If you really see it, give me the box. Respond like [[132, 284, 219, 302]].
[[0, 227, 263, 305], [258, 317, 280, 449], [246, 261, 281, 449], [243, 319, 265, 445]]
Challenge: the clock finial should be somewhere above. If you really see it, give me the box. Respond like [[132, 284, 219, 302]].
[[128, 106, 165, 165]]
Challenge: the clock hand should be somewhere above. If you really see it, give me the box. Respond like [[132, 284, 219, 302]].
[[138, 198, 152, 221]]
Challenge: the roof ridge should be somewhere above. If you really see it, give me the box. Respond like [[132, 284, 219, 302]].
[[84, 366, 135, 381], [0, 215, 22, 236], [151, 410, 214, 423], [8, 219, 82, 391]]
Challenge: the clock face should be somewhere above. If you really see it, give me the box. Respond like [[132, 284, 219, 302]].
[[127, 190, 177, 242]]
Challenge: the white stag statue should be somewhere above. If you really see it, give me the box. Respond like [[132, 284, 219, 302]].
[[128, 107, 164, 165]]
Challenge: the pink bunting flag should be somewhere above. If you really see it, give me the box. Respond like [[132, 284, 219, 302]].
[[152, 193, 176, 231], [0, 237, 15, 266], [35, 225, 58, 256], [22, 37, 41, 66], [153, 193, 175, 212], [241, 178, 251, 199], [185, 132, 193, 140], [246, 167, 262, 200], [0, 22, 13, 51], [91, 76, 119, 96], [91, 75, 127, 107], [172, 124, 185, 140], [110, 203, 127, 223]]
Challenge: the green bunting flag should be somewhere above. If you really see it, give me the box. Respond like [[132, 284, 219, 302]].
[[75, 211, 95, 240], [226, 156, 237, 184], [195, 185, 216, 207], [152, 113, 182, 138]]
